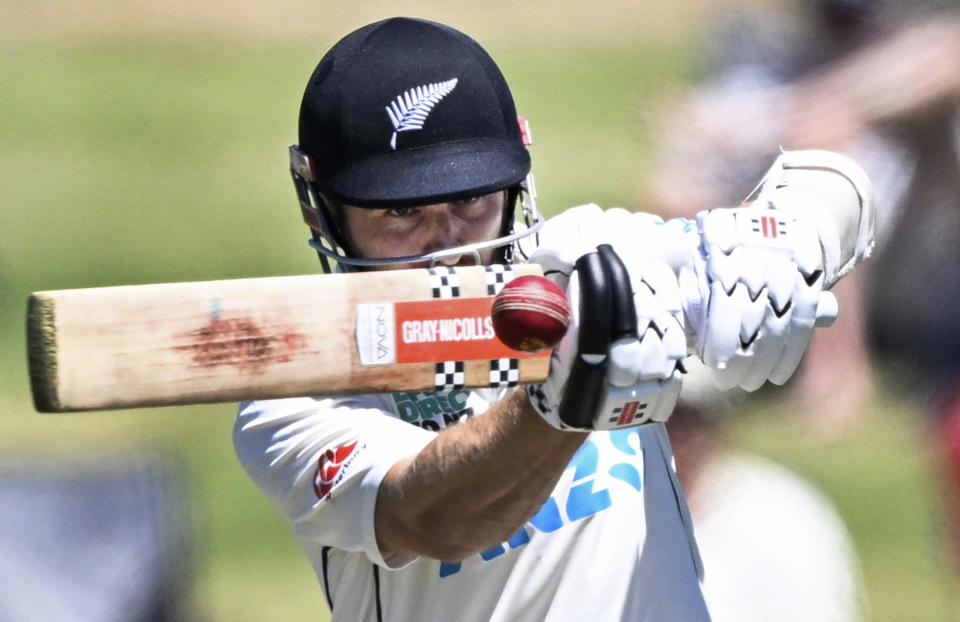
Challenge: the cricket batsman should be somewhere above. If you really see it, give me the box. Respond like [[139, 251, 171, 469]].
[[234, 17, 874, 621]]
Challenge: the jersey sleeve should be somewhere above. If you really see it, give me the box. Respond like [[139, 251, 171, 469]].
[[233, 396, 436, 569]]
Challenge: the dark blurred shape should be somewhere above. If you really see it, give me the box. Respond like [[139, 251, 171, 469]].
[[0, 456, 193, 621], [866, 97, 960, 395], [816, 0, 877, 33]]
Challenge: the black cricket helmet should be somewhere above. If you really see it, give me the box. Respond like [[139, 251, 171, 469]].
[[289, 17, 541, 271]]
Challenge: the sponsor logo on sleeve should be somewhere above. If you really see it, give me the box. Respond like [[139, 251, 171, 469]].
[[313, 440, 362, 499]]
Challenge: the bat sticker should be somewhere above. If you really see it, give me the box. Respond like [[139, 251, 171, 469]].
[[355, 298, 547, 366]]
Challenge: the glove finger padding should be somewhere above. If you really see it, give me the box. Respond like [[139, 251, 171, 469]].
[[593, 248, 686, 427], [528, 245, 687, 430], [683, 206, 829, 392], [767, 267, 824, 384]]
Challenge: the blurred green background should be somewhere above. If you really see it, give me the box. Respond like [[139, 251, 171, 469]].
[[1, 1, 958, 620]]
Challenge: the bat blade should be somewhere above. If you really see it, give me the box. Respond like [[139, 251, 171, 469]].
[[27, 265, 550, 412]]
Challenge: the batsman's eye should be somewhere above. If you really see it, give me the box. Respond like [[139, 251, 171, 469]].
[[386, 207, 418, 218]]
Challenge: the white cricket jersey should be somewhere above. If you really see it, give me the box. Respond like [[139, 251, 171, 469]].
[[234, 389, 711, 622], [233, 205, 711, 621]]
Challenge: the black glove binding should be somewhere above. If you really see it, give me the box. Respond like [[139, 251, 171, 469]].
[[557, 245, 637, 429]]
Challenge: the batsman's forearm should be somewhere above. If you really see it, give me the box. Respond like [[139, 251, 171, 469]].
[[375, 389, 586, 561]]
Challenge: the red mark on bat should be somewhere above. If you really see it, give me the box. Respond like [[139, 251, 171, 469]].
[[314, 441, 360, 499], [176, 316, 307, 371], [279, 332, 308, 362]]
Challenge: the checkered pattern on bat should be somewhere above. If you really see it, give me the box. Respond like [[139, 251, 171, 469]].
[[484, 266, 520, 388], [483, 264, 516, 296], [434, 361, 466, 391], [427, 266, 521, 391], [489, 357, 520, 388], [428, 266, 461, 299], [429, 268, 463, 391]]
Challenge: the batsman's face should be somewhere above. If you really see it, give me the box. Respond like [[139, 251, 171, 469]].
[[340, 190, 507, 270]]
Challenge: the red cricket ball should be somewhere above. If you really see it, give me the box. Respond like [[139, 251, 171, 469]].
[[491, 275, 571, 353]]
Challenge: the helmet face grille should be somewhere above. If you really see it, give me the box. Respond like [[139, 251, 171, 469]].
[[297, 18, 531, 208], [289, 143, 543, 273]]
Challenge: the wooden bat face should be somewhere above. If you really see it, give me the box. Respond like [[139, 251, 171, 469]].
[[27, 265, 550, 412]]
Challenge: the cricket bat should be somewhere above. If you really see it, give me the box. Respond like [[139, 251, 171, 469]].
[[27, 265, 551, 412]]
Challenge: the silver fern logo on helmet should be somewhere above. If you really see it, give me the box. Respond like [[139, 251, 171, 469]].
[[385, 78, 459, 149]]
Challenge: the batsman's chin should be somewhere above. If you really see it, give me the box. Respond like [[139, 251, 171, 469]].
[[421, 255, 494, 270], [444, 255, 489, 268], [377, 257, 472, 271]]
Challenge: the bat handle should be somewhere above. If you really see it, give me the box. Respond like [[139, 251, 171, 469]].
[[814, 291, 838, 328]]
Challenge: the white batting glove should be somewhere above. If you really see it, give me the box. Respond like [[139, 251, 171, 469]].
[[752, 149, 875, 287], [527, 245, 687, 430], [680, 206, 827, 390], [680, 149, 875, 391]]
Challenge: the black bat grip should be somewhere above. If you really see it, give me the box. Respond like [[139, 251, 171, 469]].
[[558, 252, 612, 429], [596, 244, 638, 341]]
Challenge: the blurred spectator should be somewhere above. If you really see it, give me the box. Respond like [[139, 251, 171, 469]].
[[0, 456, 194, 621], [669, 362, 866, 622], [643, 1, 957, 422], [642, 0, 960, 571]]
